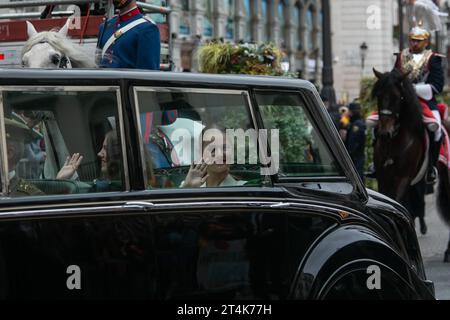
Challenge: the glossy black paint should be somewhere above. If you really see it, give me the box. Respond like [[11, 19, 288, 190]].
[[0, 69, 434, 299]]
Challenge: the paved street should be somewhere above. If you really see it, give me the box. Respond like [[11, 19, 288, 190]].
[[416, 193, 450, 300]]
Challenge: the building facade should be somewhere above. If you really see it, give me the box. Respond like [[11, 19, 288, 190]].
[[166, 0, 323, 83]]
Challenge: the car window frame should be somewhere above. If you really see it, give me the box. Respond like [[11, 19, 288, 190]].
[[247, 86, 367, 202], [132, 86, 259, 190], [252, 88, 345, 180], [0, 85, 130, 197]]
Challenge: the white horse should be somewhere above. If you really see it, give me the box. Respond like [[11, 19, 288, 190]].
[[22, 19, 96, 68]]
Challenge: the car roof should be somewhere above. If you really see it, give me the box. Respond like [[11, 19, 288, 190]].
[[0, 68, 316, 91]]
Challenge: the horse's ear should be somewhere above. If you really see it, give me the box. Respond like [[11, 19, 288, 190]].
[[58, 18, 71, 37], [26, 21, 38, 38], [373, 68, 383, 79]]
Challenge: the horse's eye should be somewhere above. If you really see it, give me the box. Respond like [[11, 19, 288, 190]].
[[50, 54, 61, 65]]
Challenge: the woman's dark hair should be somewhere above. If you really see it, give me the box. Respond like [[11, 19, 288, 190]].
[[104, 130, 122, 180]]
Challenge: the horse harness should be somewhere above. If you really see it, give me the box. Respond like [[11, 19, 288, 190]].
[[379, 108, 401, 138], [37, 40, 72, 68]]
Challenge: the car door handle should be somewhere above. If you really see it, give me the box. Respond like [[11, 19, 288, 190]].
[[124, 201, 155, 211]]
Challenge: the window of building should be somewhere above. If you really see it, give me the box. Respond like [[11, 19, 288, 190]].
[[179, 0, 191, 35], [306, 6, 315, 51], [278, 0, 287, 47], [225, 0, 235, 40], [1, 87, 126, 197], [261, 0, 268, 41], [294, 2, 303, 50], [181, 0, 189, 11], [203, 0, 214, 37], [244, 0, 253, 42]]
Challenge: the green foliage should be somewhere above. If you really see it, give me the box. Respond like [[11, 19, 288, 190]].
[[359, 76, 378, 190], [359, 77, 378, 116], [199, 41, 288, 76]]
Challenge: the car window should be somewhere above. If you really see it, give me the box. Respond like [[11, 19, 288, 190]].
[[134, 87, 262, 189], [255, 90, 342, 178], [1, 87, 126, 197]]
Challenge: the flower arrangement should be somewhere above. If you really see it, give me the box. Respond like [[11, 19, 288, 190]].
[[198, 41, 286, 76]]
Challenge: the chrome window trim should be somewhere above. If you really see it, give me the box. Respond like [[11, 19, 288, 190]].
[[0, 91, 6, 196], [0, 85, 130, 194], [0, 200, 361, 222], [133, 86, 256, 190]]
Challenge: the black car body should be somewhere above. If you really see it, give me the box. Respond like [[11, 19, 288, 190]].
[[0, 68, 434, 299]]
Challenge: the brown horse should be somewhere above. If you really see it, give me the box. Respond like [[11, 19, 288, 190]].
[[372, 68, 450, 262]]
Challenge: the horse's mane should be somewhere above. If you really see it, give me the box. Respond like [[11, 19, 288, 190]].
[[372, 68, 424, 136], [21, 30, 96, 68]]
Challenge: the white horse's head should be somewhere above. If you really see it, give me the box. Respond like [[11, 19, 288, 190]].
[[21, 19, 96, 68]]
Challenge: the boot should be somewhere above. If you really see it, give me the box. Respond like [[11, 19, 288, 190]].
[[426, 132, 441, 185], [419, 217, 427, 235]]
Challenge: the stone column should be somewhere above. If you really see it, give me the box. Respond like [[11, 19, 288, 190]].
[[253, 0, 263, 43], [168, 0, 182, 71], [213, 0, 227, 40], [269, 0, 280, 45], [284, 0, 296, 71]]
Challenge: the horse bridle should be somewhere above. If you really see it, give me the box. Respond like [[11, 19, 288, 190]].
[[27, 40, 72, 68]]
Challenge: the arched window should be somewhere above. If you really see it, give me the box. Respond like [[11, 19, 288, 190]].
[[225, 0, 235, 40], [294, 1, 303, 51], [261, 0, 268, 41], [244, 0, 253, 42], [278, 0, 287, 47], [203, 0, 214, 37], [306, 5, 315, 51]]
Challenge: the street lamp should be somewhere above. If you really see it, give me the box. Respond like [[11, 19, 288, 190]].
[[360, 42, 368, 77]]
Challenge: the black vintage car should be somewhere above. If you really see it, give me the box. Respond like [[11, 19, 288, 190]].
[[0, 68, 434, 299]]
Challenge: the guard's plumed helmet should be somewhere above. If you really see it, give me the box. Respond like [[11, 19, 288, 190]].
[[409, 23, 430, 41]]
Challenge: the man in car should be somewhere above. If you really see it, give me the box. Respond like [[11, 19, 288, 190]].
[[5, 117, 44, 197]]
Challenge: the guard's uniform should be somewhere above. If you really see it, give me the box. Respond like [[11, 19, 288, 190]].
[[97, 7, 160, 70], [395, 48, 444, 111], [345, 117, 366, 179]]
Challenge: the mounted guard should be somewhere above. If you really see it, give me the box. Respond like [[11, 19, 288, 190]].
[[395, 22, 445, 184]]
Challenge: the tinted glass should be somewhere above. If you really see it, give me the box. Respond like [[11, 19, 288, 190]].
[[2, 88, 124, 197], [255, 91, 342, 177], [135, 88, 262, 189]]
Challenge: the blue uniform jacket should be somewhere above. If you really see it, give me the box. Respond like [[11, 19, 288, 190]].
[[97, 13, 160, 70], [345, 117, 366, 177]]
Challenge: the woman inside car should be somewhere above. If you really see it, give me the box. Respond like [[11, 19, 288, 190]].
[[56, 130, 122, 192], [181, 125, 247, 188], [57, 129, 155, 191]]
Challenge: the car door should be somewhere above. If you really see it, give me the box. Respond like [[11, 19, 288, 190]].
[[130, 81, 361, 299], [0, 81, 160, 299]]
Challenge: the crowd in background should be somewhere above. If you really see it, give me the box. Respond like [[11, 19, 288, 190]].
[[321, 96, 367, 180]]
